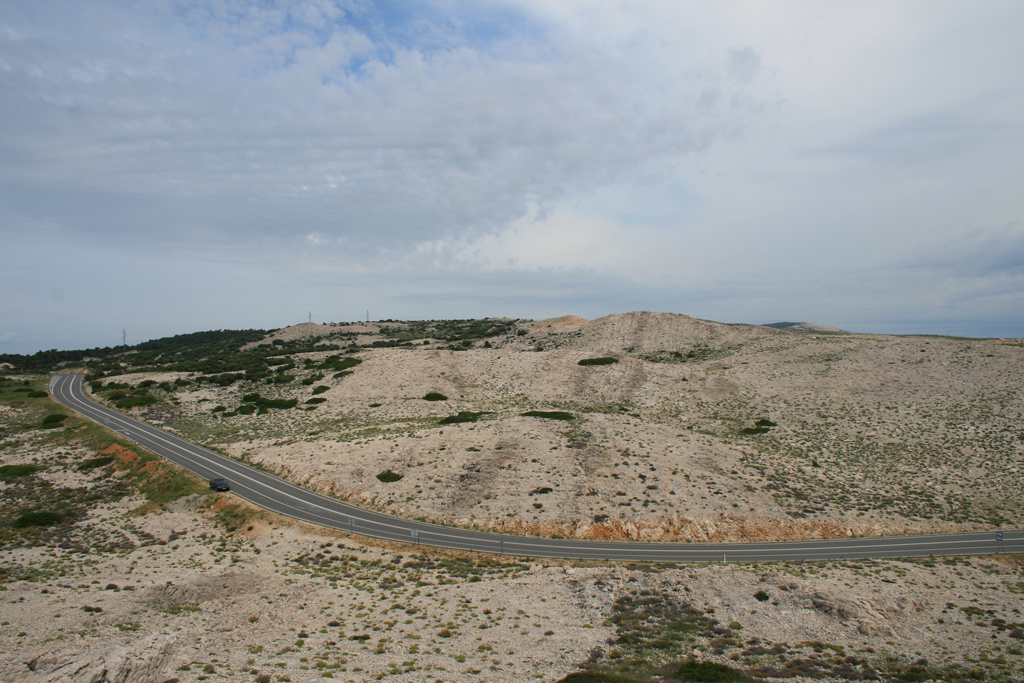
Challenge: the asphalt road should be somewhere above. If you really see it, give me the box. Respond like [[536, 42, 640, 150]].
[[50, 373, 1021, 562]]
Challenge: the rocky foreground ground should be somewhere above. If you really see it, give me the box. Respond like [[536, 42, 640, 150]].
[[2, 436, 1023, 683]]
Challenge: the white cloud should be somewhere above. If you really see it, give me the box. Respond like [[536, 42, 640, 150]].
[[0, 0, 1022, 352]]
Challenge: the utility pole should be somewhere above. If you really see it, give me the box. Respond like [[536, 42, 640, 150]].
[[366, 309, 369, 323], [308, 310, 312, 323], [122, 329, 126, 346]]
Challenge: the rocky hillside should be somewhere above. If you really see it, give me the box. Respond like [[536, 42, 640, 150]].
[[66, 311, 1024, 545]]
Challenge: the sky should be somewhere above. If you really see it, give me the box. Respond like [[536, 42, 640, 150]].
[[2, 0, 1022, 354]]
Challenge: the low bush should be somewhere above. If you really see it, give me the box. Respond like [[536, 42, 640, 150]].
[[423, 392, 448, 401], [521, 410, 574, 421], [0, 464, 38, 479], [41, 413, 68, 424], [14, 511, 63, 528], [262, 398, 297, 409], [305, 397, 326, 405], [115, 395, 158, 409], [578, 357, 618, 366], [377, 470, 404, 483], [237, 394, 297, 411], [674, 660, 744, 682], [320, 356, 362, 371], [27, 390, 48, 398], [312, 385, 330, 395], [555, 673, 642, 683], [739, 426, 770, 435], [439, 411, 488, 424], [77, 456, 115, 471], [273, 374, 295, 384]]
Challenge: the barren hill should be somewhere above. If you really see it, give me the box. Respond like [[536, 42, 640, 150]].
[[562, 311, 778, 353], [80, 311, 1024, 545]]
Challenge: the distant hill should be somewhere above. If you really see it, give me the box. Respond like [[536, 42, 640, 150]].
[[763, 321, 848, 334]]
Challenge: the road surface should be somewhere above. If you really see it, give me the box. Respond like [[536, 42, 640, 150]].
[[49, 373, 1021, 562]]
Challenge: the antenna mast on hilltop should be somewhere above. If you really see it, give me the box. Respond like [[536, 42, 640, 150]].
[[309, 311, 312, 324], [122, 329, 126, 346]]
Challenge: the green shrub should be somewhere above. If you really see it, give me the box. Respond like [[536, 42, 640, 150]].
[[521, 411, 574, 421], [312, 385, 330, 395], [273, 374, 295, 384], [333, 371, 354, 380], [578, 357, 618, 366], [423, 392, 448, 401], [305, 397, 326, 405], [115, 395, 157, 409], [14, 511, 63, 528], [260, 398, 297, 409], [555, 673, 643, 683], [41, 413, 68, 424], [377, 470, 404, 483], [0, 464, 38, 479], [236, 395, 296, 412], [739, 426, 769, 435], [27, 390, 48, 398], [674, 661, 743, 682], [755, 418, 777, 427], [78, 456, 115, 471], [320, 356, 362, 371], [439, 411, 488, 424]]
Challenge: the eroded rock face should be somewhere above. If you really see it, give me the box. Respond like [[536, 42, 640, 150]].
[[142, 570, 263, 610], [796, 589, 895, 639], [20, 633, 177, 683]]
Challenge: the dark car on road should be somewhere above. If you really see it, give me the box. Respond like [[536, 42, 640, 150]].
[[209, 478, 230, 492]]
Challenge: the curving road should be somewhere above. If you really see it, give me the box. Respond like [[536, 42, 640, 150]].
[[50, 373, 1021, 562]]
